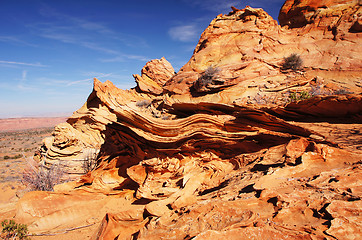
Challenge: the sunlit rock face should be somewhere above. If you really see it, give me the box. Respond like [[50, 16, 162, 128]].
[[11, 0, 362, 239], [133, 57, 175, 95]]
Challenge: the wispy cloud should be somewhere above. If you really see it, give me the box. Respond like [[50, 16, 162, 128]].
[[0, 36, 38, 47], [17, 70, 34, 90], [100, 54, 149, 63], [21, 70, 27, 82], [0, 70, 37, 92], [28, 6, 148, 61], [0, 60, 47, 67], [80, 42, 119, 55], [38, 72, 117, 87], [168, 25, 200, 42], [66, 73, 113, 86]]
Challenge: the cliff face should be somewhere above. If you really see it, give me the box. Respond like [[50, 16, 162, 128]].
[[6, 1, 362, 239]]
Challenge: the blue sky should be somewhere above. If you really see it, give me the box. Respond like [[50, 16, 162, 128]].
[[0, 0, 285, 118]]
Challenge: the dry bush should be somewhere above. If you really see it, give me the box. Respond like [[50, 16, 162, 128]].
[[310, 85, 332, 96], [333, 88, 354, 95], [282, 53, 303, 71], [248, 93, 278, 105], [82, 148, 98, 174], [310, 85, 353, 96], [22, 159, 64, 191], [136, 99, 151, 108], [193, 66, 220, 91]]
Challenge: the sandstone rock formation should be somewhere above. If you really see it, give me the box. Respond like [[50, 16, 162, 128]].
[[133, 57, 175, 95], [2, 1, 361, 239]]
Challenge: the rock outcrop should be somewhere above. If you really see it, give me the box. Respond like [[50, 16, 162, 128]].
[[3, 1, 361, 239], [133, 57, 175, 95]]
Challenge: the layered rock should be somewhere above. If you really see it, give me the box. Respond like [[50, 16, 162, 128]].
[[3, 1, 362, 240], [133, 57, 175, 95], [164, 1, 361, 103], [279, 0, 362, 31]]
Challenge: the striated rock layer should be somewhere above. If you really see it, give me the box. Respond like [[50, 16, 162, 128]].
[[3, 1, 361, 239]]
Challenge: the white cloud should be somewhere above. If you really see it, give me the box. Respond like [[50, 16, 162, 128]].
[[0, 60, 47, 67], [168, 25, 199, 42]]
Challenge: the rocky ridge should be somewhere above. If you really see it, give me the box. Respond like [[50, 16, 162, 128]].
[[2, 1, 361, 239]]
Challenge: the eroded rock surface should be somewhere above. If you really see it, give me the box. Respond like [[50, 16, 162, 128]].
[[2, 1, 361, 239], [133, 57, 175, 95]]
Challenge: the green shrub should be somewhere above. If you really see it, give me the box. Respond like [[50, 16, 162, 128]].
[[282, 53, 303, 71], [1, 219, 30, 239], [289, 91, 312, 102]]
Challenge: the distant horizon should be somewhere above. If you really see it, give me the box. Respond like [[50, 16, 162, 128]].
[[0, 112, 72, 120], [0, 0, 286, 118]]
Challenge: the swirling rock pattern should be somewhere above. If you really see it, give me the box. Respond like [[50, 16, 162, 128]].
[[5, 1, 362, 240]]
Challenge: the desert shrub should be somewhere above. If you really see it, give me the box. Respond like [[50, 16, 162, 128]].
[[282, 53, 303, 71], [310, 85, 354, 96], [2, 154, 22, 160], [310, 85, 332, 96], [136, 99, 151, 108], [22, 161, 64, 191], [333, 88, 354, 95], [1, 219, 30, 240], [193, 66, 220, 91], [249, 93, 277, 105], [288, 91, 312, 102], [82, 149, 98, 173]]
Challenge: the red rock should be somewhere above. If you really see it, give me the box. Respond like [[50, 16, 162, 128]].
[[2, 1, 361, 239], [133, 57, 174, 95], [279, 0, 361, 30], [326, 200, 362, 240]]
